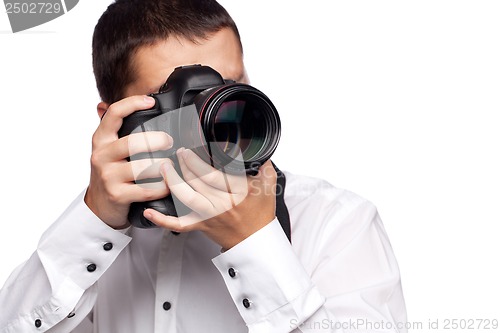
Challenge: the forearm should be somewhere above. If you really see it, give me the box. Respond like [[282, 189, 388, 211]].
[[0, 191, 132, 333], [212, 202, 407, 333], [212, 219, 325, 332]]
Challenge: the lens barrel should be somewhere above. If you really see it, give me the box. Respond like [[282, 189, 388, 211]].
[[194, 84, 281, 175]]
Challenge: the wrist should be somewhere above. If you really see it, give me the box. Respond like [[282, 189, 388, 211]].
[[208, 214, 276, 250], [84, 187, 130, 229]]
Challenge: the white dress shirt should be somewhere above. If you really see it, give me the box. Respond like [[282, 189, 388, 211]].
[[0, 171, 407, 333]]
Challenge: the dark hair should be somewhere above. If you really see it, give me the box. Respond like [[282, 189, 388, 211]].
[[92, 0, 242, 104]]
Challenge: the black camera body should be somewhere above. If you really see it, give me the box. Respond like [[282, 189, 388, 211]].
[[118, 65, 281, 228]]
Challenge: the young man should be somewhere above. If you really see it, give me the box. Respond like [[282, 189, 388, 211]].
[[0, 1, 407, 332]]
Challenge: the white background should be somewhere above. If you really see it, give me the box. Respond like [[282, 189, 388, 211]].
[[1, 1, 499, 329]]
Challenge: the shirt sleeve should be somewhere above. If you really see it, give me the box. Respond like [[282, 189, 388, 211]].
[[212, 200, 407, 333], [0, 190, 132, 333]]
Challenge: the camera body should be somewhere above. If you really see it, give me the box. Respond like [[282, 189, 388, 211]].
[[118, 65, 281, 228]]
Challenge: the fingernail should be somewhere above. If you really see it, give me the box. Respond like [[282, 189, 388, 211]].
[[182, 148, 191, 158], [144, 210, 153, 220], [144, 96, 155, 104], [177, 147, 185, 157], [166, 134, 174, 148], [160, 161, 171, 177]]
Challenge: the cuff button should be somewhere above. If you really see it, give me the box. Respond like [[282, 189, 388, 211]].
[[228, 267, 237, 278], [242, 298, 252, 309]]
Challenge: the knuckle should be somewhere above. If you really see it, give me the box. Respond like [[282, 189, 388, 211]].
[[90, 151, 103, 167], [107, 189, 122, 205], [106, 103, 119, 117], [100, 168, 114, 183]]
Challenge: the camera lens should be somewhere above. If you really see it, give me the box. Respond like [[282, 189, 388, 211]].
[[213, 96, 267, 161], [196, 84, 280, 173]]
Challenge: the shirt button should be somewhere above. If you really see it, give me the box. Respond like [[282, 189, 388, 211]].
[[103, 242, 113, 251], [34, 319, 42, 328], [87, 263, 97, 272], [163, 301, 172, 311], [242, 298, 252, 309], [228, 267, 237, 278]]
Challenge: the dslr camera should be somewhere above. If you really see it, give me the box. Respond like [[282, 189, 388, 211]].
[[118, 65, 281, 228]]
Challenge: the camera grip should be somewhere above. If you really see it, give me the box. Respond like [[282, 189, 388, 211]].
[[128, 197, 177, 228]]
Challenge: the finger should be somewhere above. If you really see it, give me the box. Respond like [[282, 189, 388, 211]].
[[178, 148, 248, 210], [245, 161, 277, 199], [160, 161, 214, 213], [114, 158, 172, 182], [177, 148, 212, 193], [105, 131, 173, 162], [126, 131, 174, 158], [177, 148, 242, 207], [114, 181, 169, 204], [97, 95, 156, 140], [131, 181, 168, 191], [143, 209, 205, 232], [179, 148, 247, 193], [253, 160, 278, 184]]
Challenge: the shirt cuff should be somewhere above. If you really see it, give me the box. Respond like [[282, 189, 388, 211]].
[[212, 219, 325, 332], [37, 190, 132, 291]]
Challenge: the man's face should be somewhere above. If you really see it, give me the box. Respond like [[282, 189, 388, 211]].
[[124, 27, 247, 97]]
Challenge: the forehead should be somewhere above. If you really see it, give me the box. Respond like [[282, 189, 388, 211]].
[[125, 28, 244, 97]]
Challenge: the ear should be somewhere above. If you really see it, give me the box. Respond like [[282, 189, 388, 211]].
[[97, 102, 109, 119]]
